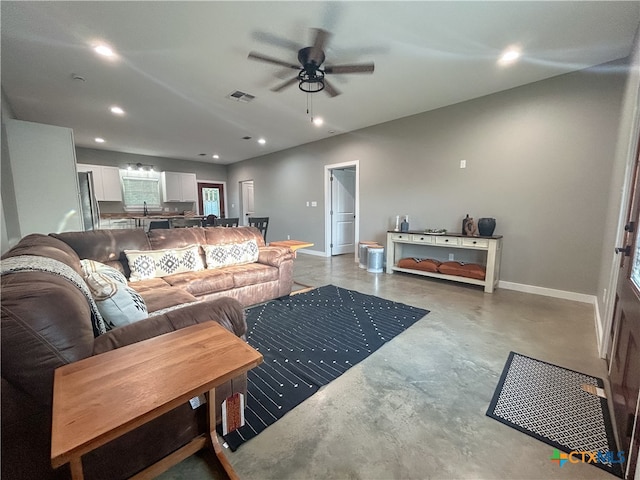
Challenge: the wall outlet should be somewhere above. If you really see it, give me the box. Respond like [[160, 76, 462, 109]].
[[287, 234, 290, 240], [460, 159, 467, 169], [306, 201, 310, 207], [311, 201, 317, 207], [449, 253, 454, 261]]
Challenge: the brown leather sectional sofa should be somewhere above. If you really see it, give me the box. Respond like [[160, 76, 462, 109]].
[[1, 226, 295, 480]]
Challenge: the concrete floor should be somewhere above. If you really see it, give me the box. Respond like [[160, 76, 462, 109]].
[[158, 253, 613, 480]]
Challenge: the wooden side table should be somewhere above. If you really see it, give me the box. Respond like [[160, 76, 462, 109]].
[[269, 239, 314, 257], [269, 240, 315, 293], [51, 322, 262, 480]]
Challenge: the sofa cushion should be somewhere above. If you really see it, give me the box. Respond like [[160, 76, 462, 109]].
[[52, 229, 151, 279], [204, 226, 266, 248], [162, 269, 234, 297], [137, 286, 199, 313], [86, 272, 148, 328], [2, 233, 83, 275], [125, 245, 204, 281], [128, 277, 172, 293], [227, 263, 279, 287], [80, 259, 128, 284], [203, 239, 259, 269]]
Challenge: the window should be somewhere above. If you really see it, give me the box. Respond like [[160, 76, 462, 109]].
[[121, 170, 161, 211]]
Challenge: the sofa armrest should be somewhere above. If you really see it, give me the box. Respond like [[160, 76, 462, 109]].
[[258, 246, 295, 267], [93, 297, 246, 355]]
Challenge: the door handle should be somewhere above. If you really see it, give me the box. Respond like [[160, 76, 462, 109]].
[[615, 245, 631, 256]]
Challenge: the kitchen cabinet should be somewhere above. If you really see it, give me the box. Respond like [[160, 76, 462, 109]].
[[76, 164, 123, 202], [161, 172, 197, 202], [4, 120, 84, 236]]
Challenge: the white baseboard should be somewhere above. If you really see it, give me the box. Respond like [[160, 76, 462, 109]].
[[297, 249, 327, 257], [498, 280, 597, 304], [594, 300, 605, 358]]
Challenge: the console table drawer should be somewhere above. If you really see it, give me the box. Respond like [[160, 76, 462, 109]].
[[410, 234, 434, 244], [461, 238, 489, 248], [390, 233, 411, 241], [435, 236, 460, 246]]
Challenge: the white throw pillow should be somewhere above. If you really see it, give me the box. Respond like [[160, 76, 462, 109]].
[[80, 258, 128, 284], [86, 272, 148, 328], [203, 239, 259, 269], [124, 244, 204, 282]]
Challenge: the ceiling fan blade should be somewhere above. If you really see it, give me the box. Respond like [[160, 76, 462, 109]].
[[323, 78, 341, 97], [324, 63, 375, 74], [308, 28, 330, 65], [248, 52, 300, 70], [271, 77, 299, 92]]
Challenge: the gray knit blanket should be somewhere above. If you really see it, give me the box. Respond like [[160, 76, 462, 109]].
[[1, 255, 109, 336]]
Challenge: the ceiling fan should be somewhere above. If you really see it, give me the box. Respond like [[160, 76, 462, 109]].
[[248, 28, 375, 97]]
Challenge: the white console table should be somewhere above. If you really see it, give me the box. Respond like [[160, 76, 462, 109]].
[[385, 231, 503, 293]]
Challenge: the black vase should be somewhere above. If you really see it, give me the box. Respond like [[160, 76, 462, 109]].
[[478, 218, 496, 236]]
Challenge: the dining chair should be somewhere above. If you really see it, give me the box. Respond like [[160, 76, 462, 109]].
[[202, 214, 217, 227], [248, 217, 269, 241], [148, 220, 170, 230], [213, 217, 239, 227]]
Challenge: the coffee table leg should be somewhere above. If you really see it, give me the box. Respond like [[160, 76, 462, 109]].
[[70, 457, 84, 480], [207, 388, 240, 480]]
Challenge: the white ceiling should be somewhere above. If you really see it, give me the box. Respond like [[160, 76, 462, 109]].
[[2, 1, 639, 165]]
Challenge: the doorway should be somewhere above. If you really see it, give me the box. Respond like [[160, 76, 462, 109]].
[[608, 136, 640, 479], [240, 180, 255, 226], [197, 182, 225, 217], [324, 161, 359, 257]]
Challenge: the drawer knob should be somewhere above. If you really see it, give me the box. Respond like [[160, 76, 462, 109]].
[[445, 239, 449, 242]]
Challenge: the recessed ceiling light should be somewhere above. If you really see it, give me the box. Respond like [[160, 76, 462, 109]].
[[94, 137, 105, 143], [212, 154, 220, 159], [313, 117, 324, 126], [498, 46, 521, 66], [94, 44, 115, 57], [258, 138, 266, 145], [110, 106, 125, 115]]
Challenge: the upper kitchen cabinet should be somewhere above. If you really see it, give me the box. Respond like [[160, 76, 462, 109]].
[[4, 120, 84, 236], [161, 172, 197, 202], [76, 164, 123, 202]]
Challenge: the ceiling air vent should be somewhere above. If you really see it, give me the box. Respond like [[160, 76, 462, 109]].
[[227, 90, 255, 103]]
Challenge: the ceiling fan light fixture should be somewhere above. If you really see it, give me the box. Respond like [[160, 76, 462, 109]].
[[298, 69, 325, 93], [498, 46, 521, 66]]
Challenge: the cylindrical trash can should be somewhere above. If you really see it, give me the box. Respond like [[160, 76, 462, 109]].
[[367, 245, 385, 273], [358, 241, 377, 269]]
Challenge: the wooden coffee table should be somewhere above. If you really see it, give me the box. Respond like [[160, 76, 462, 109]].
[[51, 322, 262, 480]]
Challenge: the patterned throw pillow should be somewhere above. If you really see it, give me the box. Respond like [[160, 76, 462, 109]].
[[86, 272, 148, 328], [203, 239, 259, 269], [80, 259, 128, 284], [124, 244, 204, 281]]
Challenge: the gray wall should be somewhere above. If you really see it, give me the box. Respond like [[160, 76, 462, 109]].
[[228, 62, 628, 295], [1, 87, 20, 252]]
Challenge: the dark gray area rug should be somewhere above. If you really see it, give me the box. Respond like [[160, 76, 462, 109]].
[[220, 284, 429, 451], [487, 351, 623, 477]]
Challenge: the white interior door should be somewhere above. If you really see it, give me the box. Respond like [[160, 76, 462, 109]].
[[331, 168, 356, 255], [241, 180, 255, 226]]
